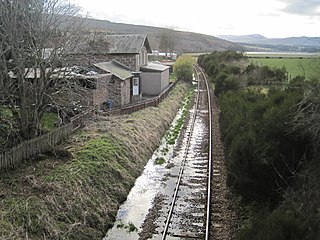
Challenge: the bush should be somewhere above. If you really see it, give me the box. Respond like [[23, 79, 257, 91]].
[[173, 55, 193, 81], [215, 73, 240, 96], [219, 88, 308, 202], [198, 51, 244, 80], [0, 108, 19, 151], [239, 147, 320, 240], [239, 209, 308, 240], [199, 50, 320, 239]]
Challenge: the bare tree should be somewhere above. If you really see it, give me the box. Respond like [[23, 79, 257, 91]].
[[84, 30, 110, 53], [0, 0, 85, 145], [292, 82, 320, 150], [158, 26, 177, 58]]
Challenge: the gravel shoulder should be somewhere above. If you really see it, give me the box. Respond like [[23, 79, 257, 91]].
[[210, 92, 245, 239]]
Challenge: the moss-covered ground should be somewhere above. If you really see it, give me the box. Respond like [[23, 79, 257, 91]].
[[0, 81, 191, 239]]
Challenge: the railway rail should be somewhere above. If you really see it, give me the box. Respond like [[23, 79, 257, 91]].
[[161, 64, 213, 240]]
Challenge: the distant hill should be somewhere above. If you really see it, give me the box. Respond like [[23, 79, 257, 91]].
[[217, 34, 320, 52], [217, 34, 268, 44], [76, 17, 242, 53]]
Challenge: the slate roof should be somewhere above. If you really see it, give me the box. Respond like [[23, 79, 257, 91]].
[[93, 60, 133, 80], [140, 62, 170, 72], [104, 34, 152, 54]]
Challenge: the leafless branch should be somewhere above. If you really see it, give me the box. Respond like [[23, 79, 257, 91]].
[[0, 0, 89, 148]]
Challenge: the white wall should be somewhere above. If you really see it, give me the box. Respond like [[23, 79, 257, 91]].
[[141, 69, 170, 96], [141, 72, 160, 95], [160, 69, 170, 91]]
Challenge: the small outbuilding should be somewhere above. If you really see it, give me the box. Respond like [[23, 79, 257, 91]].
[[7, 67, 112, 109], [94, 60, 141, 107], [140, 63, 170, 96]]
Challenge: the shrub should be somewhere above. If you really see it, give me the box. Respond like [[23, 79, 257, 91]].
[[219, 88, 307, 202], [200, 50, 319, 239], [173, 55, 193, 81], [215, 73, 240, 96], [239, 209, 308, 240], [198, 51, 244, 80]]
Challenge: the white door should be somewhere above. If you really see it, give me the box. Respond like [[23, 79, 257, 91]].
[[132, 77, 139, 95]]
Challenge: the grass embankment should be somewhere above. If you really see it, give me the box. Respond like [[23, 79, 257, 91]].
[[0, 81, 191, 239]]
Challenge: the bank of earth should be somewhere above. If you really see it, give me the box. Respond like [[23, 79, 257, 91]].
[[0, 81, 191, 239]]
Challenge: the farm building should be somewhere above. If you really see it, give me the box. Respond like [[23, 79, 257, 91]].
[[55, 73, 113, 108], [93, 60, 140, 107], [148, 50, 177, 60], [67, 34, 152, 71], [66, 34, 171, 105], [6, 66, 113, 110], [140, 63, 170, 96]]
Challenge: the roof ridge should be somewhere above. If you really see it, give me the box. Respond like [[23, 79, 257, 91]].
[[111, 59, 132, 71], [105, 33, 146, 36]]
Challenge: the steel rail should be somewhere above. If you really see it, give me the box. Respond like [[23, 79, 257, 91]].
[[196, 65, 213, 240], [161, 65, 213, 240], [161, 67, 202, 240]]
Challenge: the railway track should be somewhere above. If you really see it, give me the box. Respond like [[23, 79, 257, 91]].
[[160, 65, 213, 240]]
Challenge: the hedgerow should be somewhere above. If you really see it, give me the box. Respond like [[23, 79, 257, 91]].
[[199, 51, 319, 239]]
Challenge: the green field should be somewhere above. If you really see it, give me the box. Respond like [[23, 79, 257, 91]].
[[249, 57, 320, 80]]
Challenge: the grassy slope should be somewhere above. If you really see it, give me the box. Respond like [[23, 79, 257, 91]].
[[0, 81, 191, 239]]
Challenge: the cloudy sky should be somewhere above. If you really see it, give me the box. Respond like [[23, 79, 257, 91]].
[[71, 0, 320, 38]]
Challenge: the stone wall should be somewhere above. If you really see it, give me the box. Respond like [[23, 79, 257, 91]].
[[121, 79, 131, 106], [105, 76, 131, 107], [92, 74, 112, 106]]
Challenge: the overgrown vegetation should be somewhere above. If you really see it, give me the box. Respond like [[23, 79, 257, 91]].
[[154, 157, 165, 165], [173, 55, 194, 81], [0, 0, 84, 142], [116, 221, 138, 232], [198, 51, 287, 96], [219, 88, 307, 202], [165, 88, 193, 145], [199, 51, 320, 239], [0, 82, 191, 239], [41, 113, 59, 132], [0, 107, 19, 151], [0, 110, 60, 152]]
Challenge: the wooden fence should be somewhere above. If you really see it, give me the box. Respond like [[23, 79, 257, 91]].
[[0, 80, 178, 172], [107, 81, 178, 115], [0, 107, 96, 172], [0, 124, 73, 171]]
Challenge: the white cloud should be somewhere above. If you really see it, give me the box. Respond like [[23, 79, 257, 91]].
[[278, 0, 320, 16], [72, 0, 320, 38]]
